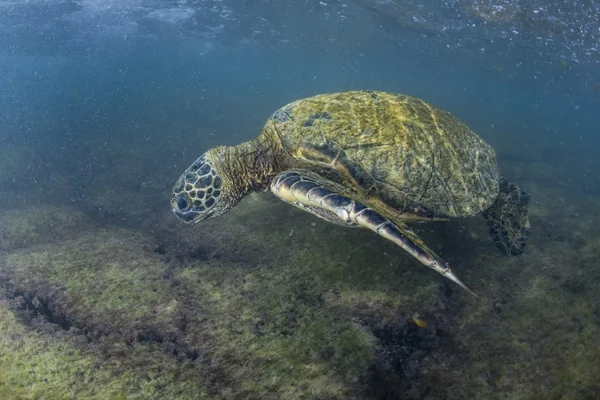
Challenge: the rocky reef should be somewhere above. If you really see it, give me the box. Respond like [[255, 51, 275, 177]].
[[0, 158, 599, 399]]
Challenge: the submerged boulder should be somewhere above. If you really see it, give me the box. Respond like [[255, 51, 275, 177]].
[[0, 204, 447, 399]]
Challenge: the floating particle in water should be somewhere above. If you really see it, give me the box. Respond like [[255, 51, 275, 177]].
[[412, 314, 428, 328]]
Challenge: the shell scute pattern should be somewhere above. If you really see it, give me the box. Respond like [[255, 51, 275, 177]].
[[303, 111, 333, 127], [269, 91, 499, 218], [271, 103, 297, 123]]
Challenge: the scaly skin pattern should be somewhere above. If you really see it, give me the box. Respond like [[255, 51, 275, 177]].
[[171, 127, 290, 222], [262, 90, 500, 219]]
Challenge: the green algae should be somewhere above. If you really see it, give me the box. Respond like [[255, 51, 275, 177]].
[[0, 204, 445, 398], [4, 228, 175, 327], [0, 300, 209, 400], [5, 166, 599, 399], [175, 262, 377, 398], [413, 184, 600, 400]]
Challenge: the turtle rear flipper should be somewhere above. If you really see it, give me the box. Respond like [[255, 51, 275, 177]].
[[483, 178, 531, 255]]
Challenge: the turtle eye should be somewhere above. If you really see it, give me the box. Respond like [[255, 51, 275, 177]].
[[175, 193, 190, 211]]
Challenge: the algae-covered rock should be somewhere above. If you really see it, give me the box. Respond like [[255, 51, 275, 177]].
[[411, 187, 600, 399], [0, 202, 448, 399], [3, 227, 177, 332], [7, 159, 599, 399], [0, 299, 209, 399]]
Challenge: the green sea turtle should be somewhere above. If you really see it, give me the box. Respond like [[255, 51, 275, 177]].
[[171, 91, 531, 296]]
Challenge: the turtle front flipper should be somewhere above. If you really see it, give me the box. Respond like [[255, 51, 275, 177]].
[[270, 170, 477, 297], [294, 137, 448, 223], [295, 136, 379, 196]]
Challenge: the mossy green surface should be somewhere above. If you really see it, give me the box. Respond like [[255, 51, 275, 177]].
[[2, 156, 599, 398], [0, 203, 445, 399], [175, 263, 377, 398], [413, 179, 600, 399], [5, 228, 174, 326], [0, 299, 209, 400]]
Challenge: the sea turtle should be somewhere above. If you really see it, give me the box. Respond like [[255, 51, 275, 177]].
[[171, 91, 531, 296]]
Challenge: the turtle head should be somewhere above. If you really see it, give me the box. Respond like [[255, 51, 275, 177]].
[[171, 149, 233, 224]]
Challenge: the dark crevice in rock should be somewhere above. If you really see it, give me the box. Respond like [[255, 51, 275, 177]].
[[8, 290, 74, 331], [0, 274, 229, 396], [0, 280, 202, 363], [364, 314, 453, 400]]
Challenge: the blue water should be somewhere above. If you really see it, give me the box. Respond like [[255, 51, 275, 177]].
[[1, 1, 599, 398], [2, 2, 599, 178]]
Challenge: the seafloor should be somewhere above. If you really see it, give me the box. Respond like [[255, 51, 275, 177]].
[[0, 137, 599, 399]]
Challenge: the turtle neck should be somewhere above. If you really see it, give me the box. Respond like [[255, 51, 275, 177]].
[[214, 127, 289, 200]]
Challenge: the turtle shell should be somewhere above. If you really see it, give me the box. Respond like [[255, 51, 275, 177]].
[[264, 90, 500, 218]]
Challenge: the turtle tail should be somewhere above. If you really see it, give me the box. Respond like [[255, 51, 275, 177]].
[[482, 178, 531, 255]]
